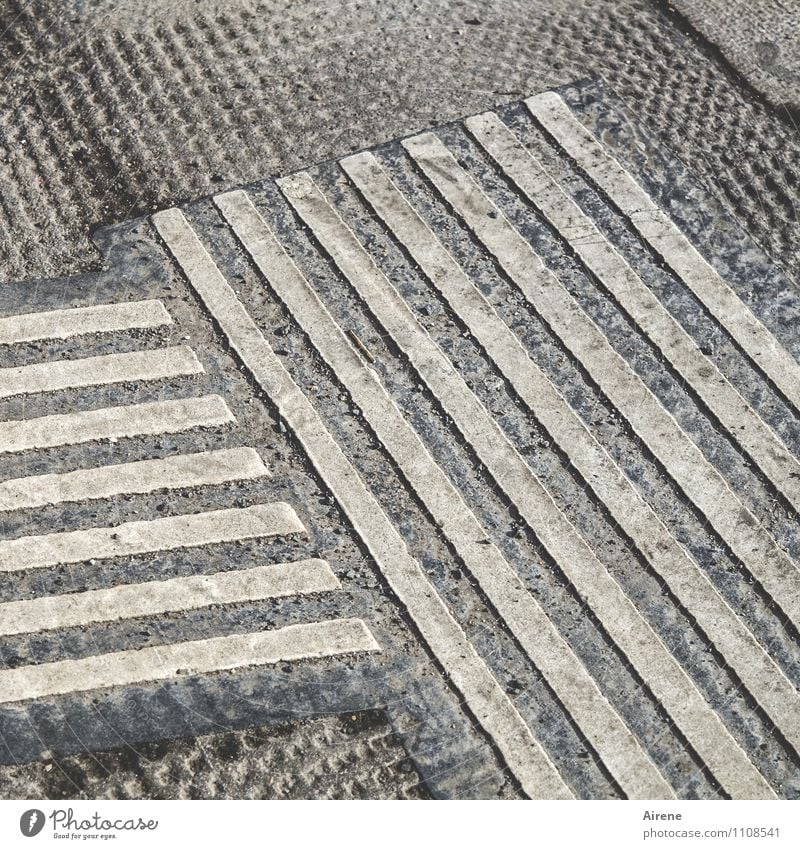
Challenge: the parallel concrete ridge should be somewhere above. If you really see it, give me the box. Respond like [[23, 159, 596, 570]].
[[0, 619, 379, 704], [0, 446, 270, 511], [0, 558, 340, 637], [0, 299, 171, 345], [153, 206, 573, 801], [215, 189, 671, 800], [0, 345, 203, 400], [338, 149, 800, 758], [274, 171, 773, 799], [0, 503, 307, 572], [149, 89, 800, 799], [0, 394, 235, 454]]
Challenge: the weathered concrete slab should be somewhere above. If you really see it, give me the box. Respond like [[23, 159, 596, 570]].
[[673, 0, 800, 111], [1, 711, 429, 800], [3, 0, 800, 300], [0, 79, 798, 799]]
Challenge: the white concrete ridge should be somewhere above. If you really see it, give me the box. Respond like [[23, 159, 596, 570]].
[[217, 187, 673, 800], [0, 394, 235, 454], [281, 168, 775, 800], [0, 558, 339, 636], [526, 91, 800, 415], [403, 130, 800, 637], [0, 299, 171, 345], [0, 345, 203, 400], [153, 205, 572, 801], [467, 110, 800, 516], [0, 503, 306, 571], [0, 618, 379, 704], [0, 446, 269, 511], [342, 146, 800, 758]]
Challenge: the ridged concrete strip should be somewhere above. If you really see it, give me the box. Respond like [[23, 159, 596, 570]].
[[0, 503, 306, 572], [403, 131, 800, 634], [0, 299, 171, 345], [0, 345, 203, 400], [152, 207, 571, 801], [0, 618, 379, 704], [0, 558, 340, 636], [0, 394, 235, 455], [0, 446, 269, 511], [217, 188, 672, 800], [467, 111, 800, 516], [526, 91, 800, 415], [279, 170, 775, 800], [341, 149, 800, 757]]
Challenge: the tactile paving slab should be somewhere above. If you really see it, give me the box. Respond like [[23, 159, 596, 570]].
[[1, 79, 799, 800]]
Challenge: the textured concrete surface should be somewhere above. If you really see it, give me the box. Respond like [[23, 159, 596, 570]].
[[1, 80, 799, 799], [673, 0, 800, 111], [1, 1, 800, 289], [0, 711, 429, 799], [1, 0, 799, 801]]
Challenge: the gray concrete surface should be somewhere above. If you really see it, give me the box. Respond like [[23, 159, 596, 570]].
[[1, 79, 799, 799], [672, 0, 800, 111], [1, 0, 799, 801], [0, 711, 429, 799], [2, 1, 800, 288]]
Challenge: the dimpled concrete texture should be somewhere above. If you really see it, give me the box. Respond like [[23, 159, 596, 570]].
[[1, 1, 799, 801], [2, 0, 800, 289], [671, 0, 800, 111], [1, 711, 429, 800]]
